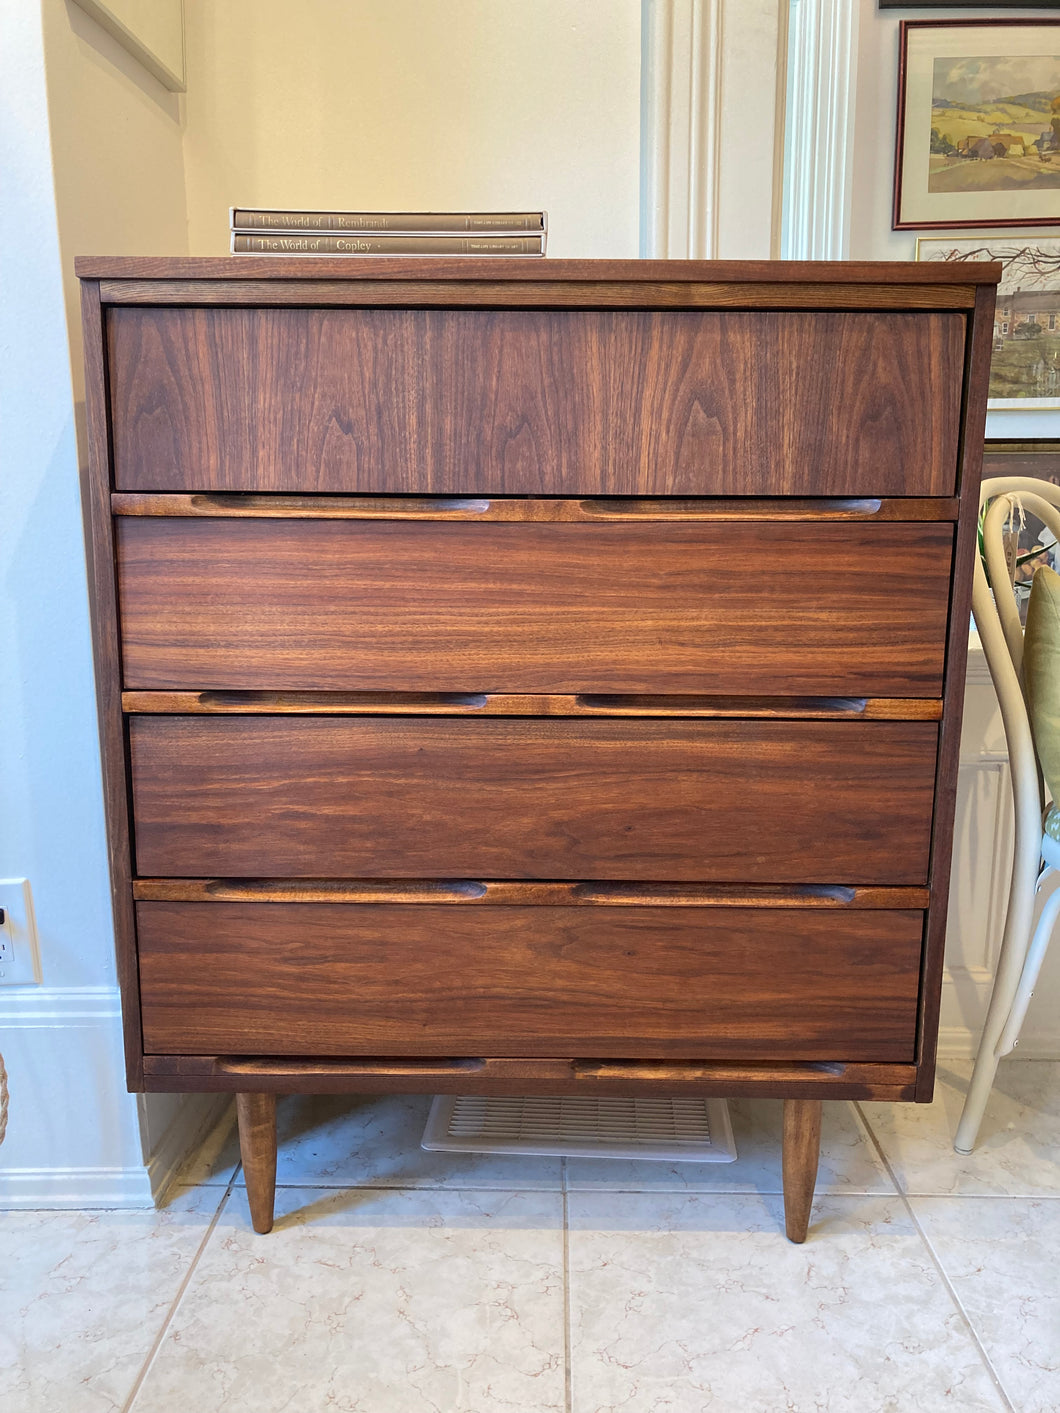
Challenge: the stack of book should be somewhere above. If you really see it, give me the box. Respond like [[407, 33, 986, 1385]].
[[230, 209, 546, 256]]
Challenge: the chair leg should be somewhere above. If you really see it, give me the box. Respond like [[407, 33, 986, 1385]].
[[995, 874, 1060, 1056], [237, 1092, 277, 1233], [955, 854, 1042, 1155], [782, 1098, 821, 1243], [954, 1049, 1004, 1156]]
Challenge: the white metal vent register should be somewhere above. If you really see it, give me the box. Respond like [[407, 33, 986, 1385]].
[[422, 1095, 737, 1162]]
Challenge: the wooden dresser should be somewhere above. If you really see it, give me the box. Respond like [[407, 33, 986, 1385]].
[[77, 257, 997, 1239]]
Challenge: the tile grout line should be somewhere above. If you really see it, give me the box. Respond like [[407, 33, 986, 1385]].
[[561, 1158, 573, 1413], [119, 1169, 241, 1413], [852, 1101, 1017, 1413]]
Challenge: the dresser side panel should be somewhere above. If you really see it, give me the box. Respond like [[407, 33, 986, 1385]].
[[81, 279, 143, 1088]]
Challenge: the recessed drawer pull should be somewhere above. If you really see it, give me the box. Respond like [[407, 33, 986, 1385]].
[[120, 690, 945, 723], [582, 497, 881, 519], [111, 491, 958, 523], [573, 695, 944, 720], [192, 690, 491, 712], [187, 493, 493, 516], [574, 1060, 848, 1080], [132, 878, 932, 909], [218, 1057, 487, 1077]]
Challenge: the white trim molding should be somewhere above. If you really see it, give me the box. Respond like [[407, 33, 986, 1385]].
[[0, 985, 150, 1207], [782, 0, 859, 260], [0, 1166, 153, 1210], [640, 0, 723, 258], [640, 1, 784, 260], [0, 986, 230, 1207]]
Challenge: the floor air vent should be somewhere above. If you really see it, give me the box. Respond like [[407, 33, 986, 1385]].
[[422, 1095, 737, 1162]]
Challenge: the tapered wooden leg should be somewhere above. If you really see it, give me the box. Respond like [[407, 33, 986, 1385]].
[[237, 1092, 277, 1233], [782, 1098, 821, 1243]]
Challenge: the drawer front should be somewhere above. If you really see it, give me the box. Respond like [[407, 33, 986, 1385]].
[[116, 518, 953, 696], [128, 717, 938, 882], [136, 900, 923, 1061], [107, 307, 964, 496]]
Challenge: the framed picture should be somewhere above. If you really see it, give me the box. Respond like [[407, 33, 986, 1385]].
[[895, 20, 1060, 230], [917, 236, 1060, 408], [882, 3, 1060, 9]]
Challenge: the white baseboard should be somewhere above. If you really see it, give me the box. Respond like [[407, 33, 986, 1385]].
[[0, 1164, 153, 1208], [146, 1094, 234, 1201], [0, 986, 234, 1208], [936, 1024, 1060, 1062]]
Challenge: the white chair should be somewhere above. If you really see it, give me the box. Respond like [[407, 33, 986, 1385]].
[[955, 475, 1060, 1153]]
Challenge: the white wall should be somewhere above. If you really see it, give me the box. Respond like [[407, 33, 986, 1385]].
[[0, 0, 225, 1208], [182, 0, 643, 258]]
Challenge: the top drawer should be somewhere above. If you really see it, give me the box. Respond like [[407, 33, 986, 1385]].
[[106, 307, 965, 497]]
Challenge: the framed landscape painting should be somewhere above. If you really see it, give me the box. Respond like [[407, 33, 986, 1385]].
[[917, 237, 1060, 407], [895, 20, 1060, 229]]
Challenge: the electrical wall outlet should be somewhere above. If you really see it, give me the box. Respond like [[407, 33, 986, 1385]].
[[0, 878, 42, 985]]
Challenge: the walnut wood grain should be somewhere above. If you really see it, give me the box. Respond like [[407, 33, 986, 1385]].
[[128, 716, 939, 883], [102, 278, 980, 312], [106, 307, 965, 496], [76, 254, 1001, 285], [131, 879, 932, 908], [111, 492, 960, 521], [95, 279, 982, 311], [783, 1099, 822, 1243], [121, 691, 945, 721], [140, 1053, 921, 1101], [236, 1093, 277, 1234], [115, 518, 954, 696], [136, 900, 923, 1061]]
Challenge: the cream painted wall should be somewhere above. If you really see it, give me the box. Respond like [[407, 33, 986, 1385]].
[[44, 0, 189, 402], [181, 0, 642, 257]]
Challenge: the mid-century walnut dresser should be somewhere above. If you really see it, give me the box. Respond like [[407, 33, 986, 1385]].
[[77, 257, 998, 1238]]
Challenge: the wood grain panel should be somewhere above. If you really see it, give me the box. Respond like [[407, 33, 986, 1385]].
[[128, 717, 938, 883], [136, 900, 924, 1060], [99, 279, 978, 310], [139, 1052, 921, 1101], [76, 253, 1001, 285], [115, 519, 953, 696], [107, 307, 965, 496]]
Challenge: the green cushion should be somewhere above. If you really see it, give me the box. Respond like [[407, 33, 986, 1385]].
[[1024, 565, 1060, 810]]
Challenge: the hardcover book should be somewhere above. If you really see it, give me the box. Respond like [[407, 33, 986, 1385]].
[[231, 208, 546, 234], [231, 232, 545, 256]]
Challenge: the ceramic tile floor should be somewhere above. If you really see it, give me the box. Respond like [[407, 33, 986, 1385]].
[[3, 1061, 1058, 1413]]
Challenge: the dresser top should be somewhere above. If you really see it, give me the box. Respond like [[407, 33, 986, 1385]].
[[74, 255, 1001, 285]]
